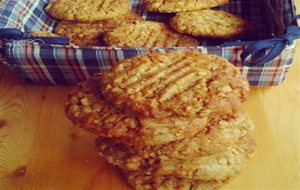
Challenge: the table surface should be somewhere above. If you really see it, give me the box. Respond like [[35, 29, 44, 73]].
[[1, 6, 300, 190]]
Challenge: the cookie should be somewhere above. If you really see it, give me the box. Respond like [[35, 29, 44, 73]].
[[65, 73, 208, 146], [30, 31, 61, 37], [45, 0, 131, 21], [170, 10, 253, 39], [99, 136, 256, 188], [54, 13, 143, 46], [103, 21, 199, 47], [156, 135, 256, 181], [96, 114, 255, 171], [126, 171, 227, 190], [100, 51, 249, 119], [145, 0, 229, 13]]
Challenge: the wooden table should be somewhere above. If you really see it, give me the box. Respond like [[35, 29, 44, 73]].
[[1, 8, 300, 190]]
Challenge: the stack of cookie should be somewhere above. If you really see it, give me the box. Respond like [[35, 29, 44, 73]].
[[65, 51, 256, 190]]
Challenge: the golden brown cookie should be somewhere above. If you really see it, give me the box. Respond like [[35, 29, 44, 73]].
[[126, 170, 227, 190], [96, 113, 255, 171], [170, 10, 253, 39], [145, 0, 229, 13], [30, 31, 61, 37], [156, 135, 256, 181], [65, 73, 207, 147], [98, 136, 256, 188], [45, 0, 131, 21], [103, 21, 199, 47], [100, 51, 249, 119], [54, 13, 143, 46]]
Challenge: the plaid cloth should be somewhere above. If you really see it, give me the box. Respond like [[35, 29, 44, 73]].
[[0, 0, 297, 86]]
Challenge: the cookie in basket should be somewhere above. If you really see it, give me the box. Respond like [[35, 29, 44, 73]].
[[30, 30, 61, 37], [103, 21, 199, 47], [170, 10, 254, 39], [45, 0, 131, 21], [65, 73, 208, 147], [144, 0, 229, 13], [54, 13, 143, 46], [99, 51, 249, 119]]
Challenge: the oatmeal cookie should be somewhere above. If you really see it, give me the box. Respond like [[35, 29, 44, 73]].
[[170, 10, 253, 39], [45, 0, 131, 21], [96, 115, 255, 171], [65, 73, 207, 146], [99, 135, 256, 181], [103, 21, 199, 47], [100, 51, 249, 119], [145, 0, 229, 13], [156, 135, 256, 181], [126, 171, 227, 190], [30, 31, 61, 37], [54, 13, 142, 46]]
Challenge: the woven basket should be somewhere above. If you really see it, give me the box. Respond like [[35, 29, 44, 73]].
[[0, 0, 298, 86]]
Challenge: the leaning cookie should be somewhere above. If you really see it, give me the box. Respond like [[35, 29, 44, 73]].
[[170, 10, 254, 39], [145, 0, 229, 13], [103, 21, 199, 47], [65, 73, 207, 147], [45, 0, 131, 21], [54, 13, 143, 46]]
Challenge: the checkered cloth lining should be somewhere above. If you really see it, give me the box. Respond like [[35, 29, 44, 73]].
[[0, 0, 297, 86]]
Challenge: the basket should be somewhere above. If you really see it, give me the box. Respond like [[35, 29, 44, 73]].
[[0, 0, 298, 86]]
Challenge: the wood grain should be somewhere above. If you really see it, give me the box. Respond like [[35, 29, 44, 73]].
[[0, 64, 131, 190], [0, 4, 300, 190]]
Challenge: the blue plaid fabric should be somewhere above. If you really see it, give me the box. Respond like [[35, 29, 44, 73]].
[[0, 0, 298, 86]]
